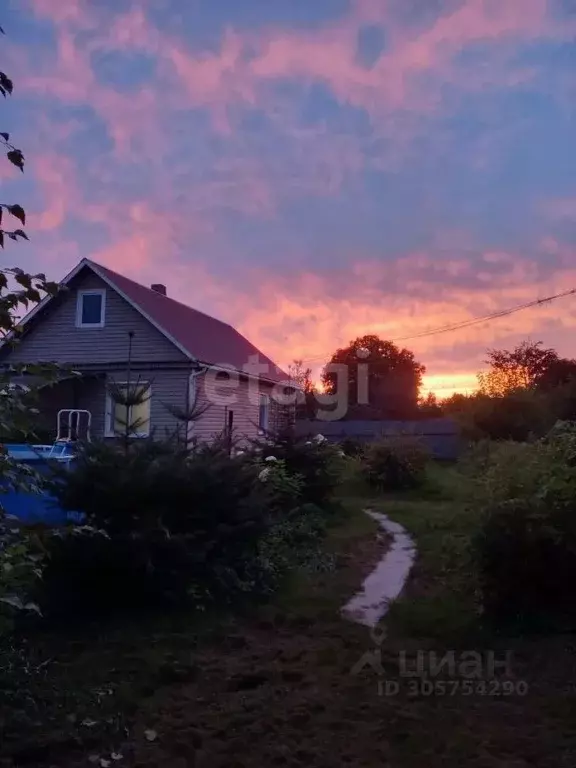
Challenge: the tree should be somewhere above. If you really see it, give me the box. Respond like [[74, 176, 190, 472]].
[[418, 391, 442, 418], [288, 359, 318, 420], [321, 335, 425, 420], [0, 28, 61, 455], [534, 357, 576, 392], [477, 341, 560, 397], [0, 26, 63, 628]]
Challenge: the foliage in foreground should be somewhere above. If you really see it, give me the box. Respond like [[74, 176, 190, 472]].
[[471, 421, 576, 625], [37, 434, 343, 620]]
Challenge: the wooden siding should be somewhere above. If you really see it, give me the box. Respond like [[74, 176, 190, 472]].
[[4, 269, 187, 365], [36, 368, 190, 440], [192, 374, 288, 445]]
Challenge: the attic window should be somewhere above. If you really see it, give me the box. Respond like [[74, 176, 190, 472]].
[[76, 290, 106, 328]]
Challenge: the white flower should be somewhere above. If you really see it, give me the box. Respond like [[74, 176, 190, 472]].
[[305, 441, 312, 446], [314, 434, 326, 444], [339, 450, 346, 458], [235, 450, 245, 457], [265, 455, 277, 462], [259, 468, 271, 481]]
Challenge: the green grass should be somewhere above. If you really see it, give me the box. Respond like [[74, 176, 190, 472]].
[[3, 465, 576, 767]]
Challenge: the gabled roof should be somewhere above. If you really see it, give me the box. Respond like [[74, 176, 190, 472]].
[[13, 258, 289, 384]]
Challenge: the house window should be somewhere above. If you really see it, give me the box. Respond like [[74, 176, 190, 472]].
[[258, 393, 270, 433], [76, 290, 106, 328], [105, 382, 151, 438]]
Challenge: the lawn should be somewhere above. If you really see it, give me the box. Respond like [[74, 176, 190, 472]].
[[3, 465, 576, 767]]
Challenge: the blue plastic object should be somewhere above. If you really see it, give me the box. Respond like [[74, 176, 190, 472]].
[[0, 444, 81, 524]]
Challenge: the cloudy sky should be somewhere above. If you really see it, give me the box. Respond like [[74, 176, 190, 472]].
[[2, 0, 576, 396]]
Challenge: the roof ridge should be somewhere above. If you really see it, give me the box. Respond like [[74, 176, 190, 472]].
[[85, 258, 236, 329]]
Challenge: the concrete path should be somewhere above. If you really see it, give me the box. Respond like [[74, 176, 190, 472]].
[[341, 510, 416, 628]]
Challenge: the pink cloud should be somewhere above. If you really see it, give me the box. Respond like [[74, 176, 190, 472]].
[[22, 0, 571, 152], [31, 153, 78, 231]]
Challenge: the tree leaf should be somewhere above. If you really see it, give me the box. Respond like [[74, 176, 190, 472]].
[[7, 149, 24, 171], [0, 131, 9, 141], [0, 232, 4, 249], [0, 595, 23, 610], [13, 228, 29, 240], [8, 204, 25, 225], [0, 73, 13, 95]]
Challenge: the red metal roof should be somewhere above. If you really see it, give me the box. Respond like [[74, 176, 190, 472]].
[[87, 260, 288, 384]]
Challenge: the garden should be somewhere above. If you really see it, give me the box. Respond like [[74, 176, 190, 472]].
[[2, 421, 576, 767]]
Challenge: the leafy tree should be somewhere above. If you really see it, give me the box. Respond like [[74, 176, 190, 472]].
[[289, 359, 318, 420], [418, 391, 442, 418], [321, 335, 425, 420], [0, 27, 62, 630], [534, 357, 576, 392], [0, 28, 61, 459], [477, 341, 560, 397]]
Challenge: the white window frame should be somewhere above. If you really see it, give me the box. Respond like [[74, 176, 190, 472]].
[[105, 381, 152, 438], [258, 393, 270, 434], [76, 289, 106, 328]]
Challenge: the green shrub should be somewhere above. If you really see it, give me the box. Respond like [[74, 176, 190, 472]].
[[38, 527, 230, 618], [41, 438, 331, 619], [362, 436, 429, 490], [0, 516, 44, 633], [253, 427, 343, 507], [473, 422, 576, 625], [475, 498, 576, 624], [340, 437, 365, 458], [253, 503, 332, 592]]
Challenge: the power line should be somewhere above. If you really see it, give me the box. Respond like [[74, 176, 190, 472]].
[[294, 287, 576, 366]]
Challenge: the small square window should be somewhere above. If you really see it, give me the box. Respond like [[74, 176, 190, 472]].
[[76, 290, 105, 328]]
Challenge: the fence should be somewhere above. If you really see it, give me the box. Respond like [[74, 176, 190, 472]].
[[294, 418, 461, 460]]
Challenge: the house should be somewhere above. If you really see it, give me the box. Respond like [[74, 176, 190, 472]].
[[0, 258, 294, 445]]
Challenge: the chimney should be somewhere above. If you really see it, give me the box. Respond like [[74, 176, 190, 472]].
[[151, 284, 167, 296]]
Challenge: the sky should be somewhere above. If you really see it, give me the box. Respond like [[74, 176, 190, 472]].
[[2, 0, 576, 398]]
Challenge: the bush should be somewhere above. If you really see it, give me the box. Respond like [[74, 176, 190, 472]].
[[250, 502, 333, 593], [253, 427, 343, 508], [0, 515, 43, 633], [38, 527, 228, 618], [340, 437, 365, 458], [40, 437, 336, 620], [51, 440, 273, 536], [475, 498, 576, 624], [473, 422, 576, 625], [361, 436, 429, 490]]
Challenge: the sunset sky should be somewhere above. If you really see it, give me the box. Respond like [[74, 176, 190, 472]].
[[2, 0, 576, 398]]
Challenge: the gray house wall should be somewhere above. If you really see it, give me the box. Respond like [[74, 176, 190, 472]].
[[103, 367, 190, 440], [4, 269, 187, 365], [192, 374, 287, 445]]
